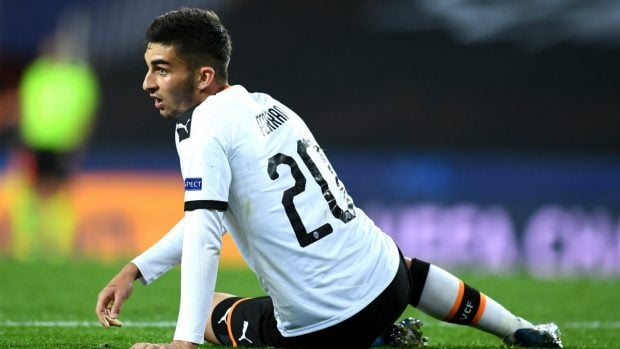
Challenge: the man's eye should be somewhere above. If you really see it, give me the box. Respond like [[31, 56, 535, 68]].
[[156, 68, 167, 75]]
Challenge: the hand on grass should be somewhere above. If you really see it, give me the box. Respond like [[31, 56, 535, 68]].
[[131, 340, 197, 349], [95, 263, 140, 328], [101, 307, 123, 327]]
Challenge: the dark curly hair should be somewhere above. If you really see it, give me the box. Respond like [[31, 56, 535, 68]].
[[146, 8, 232, 84]]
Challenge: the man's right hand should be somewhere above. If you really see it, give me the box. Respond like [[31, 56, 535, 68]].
[[95, 262, 141, 328]]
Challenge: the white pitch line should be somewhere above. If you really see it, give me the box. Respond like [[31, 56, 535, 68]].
[[0, 320, 176, 328], [1, 320, 619, 329]]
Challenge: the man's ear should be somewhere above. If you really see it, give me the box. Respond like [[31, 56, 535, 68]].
[[197, 66, 216, 91]]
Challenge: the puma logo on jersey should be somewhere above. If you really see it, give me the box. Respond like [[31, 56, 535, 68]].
[[217, 308, 231, 324], [176, 118, 192, 141], [256, 105, 289, 136], [238, 321, 253, 344]]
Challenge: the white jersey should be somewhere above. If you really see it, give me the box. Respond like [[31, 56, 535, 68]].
[[140, 85, 400, 339]]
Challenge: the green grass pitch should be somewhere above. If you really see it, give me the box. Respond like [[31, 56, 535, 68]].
[[0, 258, 618, 348]]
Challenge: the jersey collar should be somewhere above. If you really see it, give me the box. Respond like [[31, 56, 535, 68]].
[[177, 104, 198, 125], [176, 104, 198, 141]]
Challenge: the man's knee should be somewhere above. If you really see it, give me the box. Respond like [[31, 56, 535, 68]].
[[205, 292, 238, 344]]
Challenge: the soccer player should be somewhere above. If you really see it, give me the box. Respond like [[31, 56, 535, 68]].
[[95, 8, 562, 349], [12, 29, 99, 261]]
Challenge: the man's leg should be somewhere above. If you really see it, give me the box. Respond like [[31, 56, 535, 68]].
[[205, 292, 292, 347], [204, 292, 236, 345], [206, 253, 412, 348], [405, 257, 562, 347]]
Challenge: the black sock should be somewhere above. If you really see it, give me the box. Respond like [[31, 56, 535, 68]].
[[409, 258, 430, 307]]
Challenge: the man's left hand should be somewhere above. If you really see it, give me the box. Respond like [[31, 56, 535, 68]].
[[131, 340, 197, 349]]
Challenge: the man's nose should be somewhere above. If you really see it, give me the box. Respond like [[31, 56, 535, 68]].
[[142, 71, 156, 92]]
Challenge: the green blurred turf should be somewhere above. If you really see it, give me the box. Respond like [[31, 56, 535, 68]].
[[0, 258, 618, 348]]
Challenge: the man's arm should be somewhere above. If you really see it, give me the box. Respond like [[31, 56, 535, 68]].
[[132, 209, 224, 348], [173, 208, 224, 345], [95, 218, 185, 327], [132, 218, 186, 284]]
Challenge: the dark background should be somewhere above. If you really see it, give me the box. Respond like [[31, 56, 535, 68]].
[[2, 0, 620, 155]]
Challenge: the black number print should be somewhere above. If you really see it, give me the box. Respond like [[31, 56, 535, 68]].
[[267, 139, 356, 247]]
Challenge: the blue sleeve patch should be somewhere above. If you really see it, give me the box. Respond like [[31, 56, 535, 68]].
[[184, 177, 203, 191]]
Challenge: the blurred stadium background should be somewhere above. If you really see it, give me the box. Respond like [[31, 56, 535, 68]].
[[1, 0, 619, 277]]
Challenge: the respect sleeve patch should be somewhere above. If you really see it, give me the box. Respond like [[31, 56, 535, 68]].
[[184, 177, 203, 191]]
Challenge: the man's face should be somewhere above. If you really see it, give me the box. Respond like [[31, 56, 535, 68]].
[[142, 42, 199, 119]]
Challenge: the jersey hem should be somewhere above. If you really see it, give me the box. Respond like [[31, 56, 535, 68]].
[[278, 242, 401, 338]]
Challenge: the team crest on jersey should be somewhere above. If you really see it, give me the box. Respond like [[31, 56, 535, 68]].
[[184, 177, 202, 191]]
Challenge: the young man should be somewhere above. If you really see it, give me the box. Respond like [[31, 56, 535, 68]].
[[95, 8, 562, 349]]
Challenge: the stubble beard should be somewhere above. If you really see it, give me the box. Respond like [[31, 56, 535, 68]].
[[161, 76, 199, 119]]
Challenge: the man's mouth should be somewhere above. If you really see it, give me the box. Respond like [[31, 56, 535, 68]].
[[154, 97, 164, 109]]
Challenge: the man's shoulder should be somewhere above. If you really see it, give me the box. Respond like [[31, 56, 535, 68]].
[[197, 85, 251, 115], [198, 85, 286, 120]]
